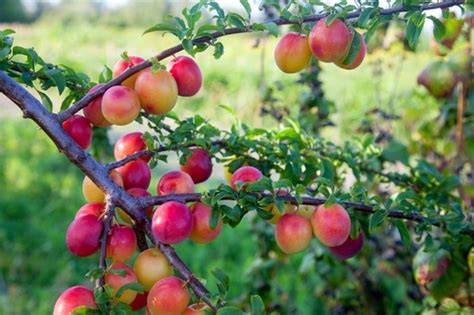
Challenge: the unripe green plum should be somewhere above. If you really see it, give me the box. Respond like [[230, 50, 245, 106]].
[[417, 60, 457, 98]]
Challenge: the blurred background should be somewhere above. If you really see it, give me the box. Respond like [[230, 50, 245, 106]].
[[0, 0, 470, 314]]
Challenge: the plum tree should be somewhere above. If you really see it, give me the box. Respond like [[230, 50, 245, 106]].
[[0, 0, 472, 314]]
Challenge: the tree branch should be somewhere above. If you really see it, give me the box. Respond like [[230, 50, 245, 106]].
[[96, 198, 115, 288], [56, 0, 464, 122], [141, 192, 474, 237]]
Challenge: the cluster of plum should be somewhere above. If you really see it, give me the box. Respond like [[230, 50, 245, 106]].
[[228, 166, 364, 259], [274, 17, 367, 74], [62, 54, 203, 150], [55, 128, 221, 314]]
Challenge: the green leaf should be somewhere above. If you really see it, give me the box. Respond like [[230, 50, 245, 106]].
[[261, 22, 279, 37], [340, 32, 361, 66], [358, 7, 375, 28], [369, 210, 386, 233], [213, 42, 224, 59], [325, 13, 337, 26], [427, 16, 446, 42], [405, 11, 425, 49], [196, 24, 223, 37], [115, 282, 144, 298], [250, 295, 265, 315], [212, 268, 230, 296], [209, 1, 225, 18], [45, 68, 66, 94], [382, 140, 409, 165], [182, 38, 195, 56], [143, 22, 177, 35], [226, 12, 247, 29], [37, 91, 53, 112], [240, 0, 252, 18], [98, 65, 112, 83], [71, 306, 101, 315], [392, 219, 411, 249], [217, 306, 244, 315]]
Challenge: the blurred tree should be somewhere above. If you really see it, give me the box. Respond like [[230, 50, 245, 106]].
[[0, 0, 29, 23]]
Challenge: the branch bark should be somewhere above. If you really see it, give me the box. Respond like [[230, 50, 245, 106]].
[[141, 192, 474, 237], [96, 198, 115, 288], [56, 0, 464, 122]]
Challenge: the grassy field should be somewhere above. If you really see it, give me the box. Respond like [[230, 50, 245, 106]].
[[0, 12, 456, 314]]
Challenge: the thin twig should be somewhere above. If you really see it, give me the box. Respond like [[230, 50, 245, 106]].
[[96, 197, 115, 288]]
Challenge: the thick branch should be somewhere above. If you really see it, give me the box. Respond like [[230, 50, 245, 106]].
[[141, 192, 474, 237], [96, 198, 115, 288], [57, 0, 463, 121]]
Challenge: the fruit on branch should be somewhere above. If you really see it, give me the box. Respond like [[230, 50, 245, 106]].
[[118, 187, 154, 223], [117, 159, 151, 190], [230, 166, 263, 190], [53, 285, 96, 315], [62, 115, 92, 150], [183, 303, 209, 315], [130, 292, 148, 311], [83, 84, 112, 127], [275, 213, 312, 254], [180, 148, 213, 184], [74, 202, 104, 219], [66, 214, 102, 257], [335, 31, 366, 70], [308, 18, 352, 62], [147, 276, 190, 315], [134, 68, 178, 115], [311, 203, 351, 247], [82, 170, 123, 203], [106, 224, 137, 262], [157, 170, 195, 195], [134, 248, 173, 291], [417, 60, 457, 98], [114, 131, 151, 162], [168, 56, 202, 97], [101, 86, 141, 125], [328, 231, 364, 260], [105, 262, 138, 304], [274, 32, 312, 73], [189, 202, 223, 244], [152, 201, 193, 244], [113, 55, 145, 89]]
